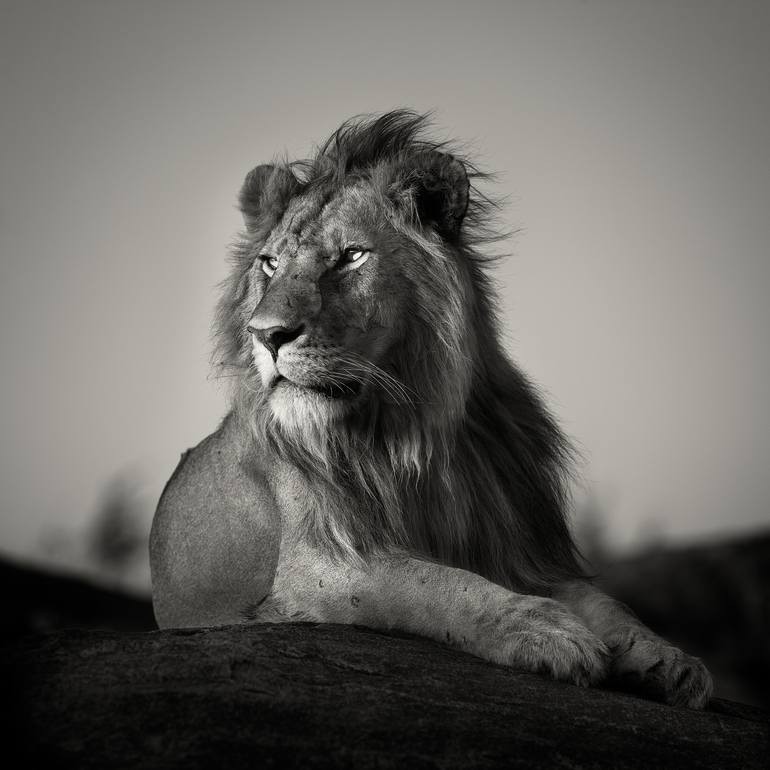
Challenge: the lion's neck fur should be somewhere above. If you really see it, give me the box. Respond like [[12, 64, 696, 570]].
[[231, 340, 584, 593]]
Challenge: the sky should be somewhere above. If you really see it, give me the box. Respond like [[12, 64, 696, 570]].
[[1, 0, 769, 585]]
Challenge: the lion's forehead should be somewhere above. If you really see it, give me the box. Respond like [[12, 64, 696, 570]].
[[264, 183, 380, 259]]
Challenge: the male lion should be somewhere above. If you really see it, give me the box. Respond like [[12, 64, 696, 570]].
[[150, 110, 712, 708]]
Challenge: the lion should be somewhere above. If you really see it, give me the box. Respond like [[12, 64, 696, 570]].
[[149, 110, 713, 708]]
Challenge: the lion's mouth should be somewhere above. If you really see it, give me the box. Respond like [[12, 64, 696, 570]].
[[307, 381, 361, 400], [273, 375, 361, 400]]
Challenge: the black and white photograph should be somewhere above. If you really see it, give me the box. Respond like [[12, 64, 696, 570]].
[[2, 1, 768, 766]]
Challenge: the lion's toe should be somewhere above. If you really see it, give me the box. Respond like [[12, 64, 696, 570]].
[[610, 633, 713, 709], [501, 603, 610, 687], [664, 655, 713, 709]]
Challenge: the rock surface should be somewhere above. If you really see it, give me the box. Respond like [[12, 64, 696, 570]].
[[5, 622, 768, 769]]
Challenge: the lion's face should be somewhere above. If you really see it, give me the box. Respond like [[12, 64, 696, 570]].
[[222, 124, 475, 442], [247, 182, 412, 427]]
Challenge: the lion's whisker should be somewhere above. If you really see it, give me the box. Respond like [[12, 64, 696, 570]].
[[333, 353, 418, 407], [338, 363, 413, 407]]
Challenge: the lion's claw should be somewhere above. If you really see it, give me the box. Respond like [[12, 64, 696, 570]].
[[607, 628, 713, 709]]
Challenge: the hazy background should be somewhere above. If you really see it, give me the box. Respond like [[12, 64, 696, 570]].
[[1, 0, 769, 592]]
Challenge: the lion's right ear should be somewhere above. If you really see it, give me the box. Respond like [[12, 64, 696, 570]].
[[238, 164, 300, 231], [389, 151, 470, 242]]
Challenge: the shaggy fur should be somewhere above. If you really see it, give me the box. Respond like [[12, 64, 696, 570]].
[[214, 110, 583, 592]]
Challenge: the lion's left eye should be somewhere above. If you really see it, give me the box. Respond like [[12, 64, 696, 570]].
[[340, 246, 370, 269]]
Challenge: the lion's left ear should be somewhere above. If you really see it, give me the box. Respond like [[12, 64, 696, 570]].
[[406, 152, 470, 241]]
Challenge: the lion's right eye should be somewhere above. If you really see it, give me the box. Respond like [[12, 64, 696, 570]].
[[260, 255, 279, 277]]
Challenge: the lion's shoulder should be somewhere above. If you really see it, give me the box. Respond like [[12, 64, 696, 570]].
[[149, 413, 280, 627]]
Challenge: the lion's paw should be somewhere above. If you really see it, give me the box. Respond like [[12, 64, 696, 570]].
[[478, 597, 610, 687], [607, 627, 713, 709]]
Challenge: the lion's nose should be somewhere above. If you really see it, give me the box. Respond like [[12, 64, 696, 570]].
[[248, 322, 304, 361]]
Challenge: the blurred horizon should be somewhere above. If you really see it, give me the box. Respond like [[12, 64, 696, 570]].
[[1, 0, 769, 585]]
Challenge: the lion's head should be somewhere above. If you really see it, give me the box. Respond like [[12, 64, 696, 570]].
[[216, 111, 582, 589], [218, 112, 482, 449]]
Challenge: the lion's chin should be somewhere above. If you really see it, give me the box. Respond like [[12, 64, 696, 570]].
[[268, 378, 356, 430]]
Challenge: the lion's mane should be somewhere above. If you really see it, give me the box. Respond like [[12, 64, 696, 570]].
[[214, 111, 583, 591]]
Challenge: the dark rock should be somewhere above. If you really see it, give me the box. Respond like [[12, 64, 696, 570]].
[[4, 622, 768, 769]]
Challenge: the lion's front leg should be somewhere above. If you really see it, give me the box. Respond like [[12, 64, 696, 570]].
[[554, 581, 713, 709], [260, 545, 609, 687]]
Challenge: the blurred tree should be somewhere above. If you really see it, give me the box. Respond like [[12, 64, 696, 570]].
[[87, 476, 147, 576]]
